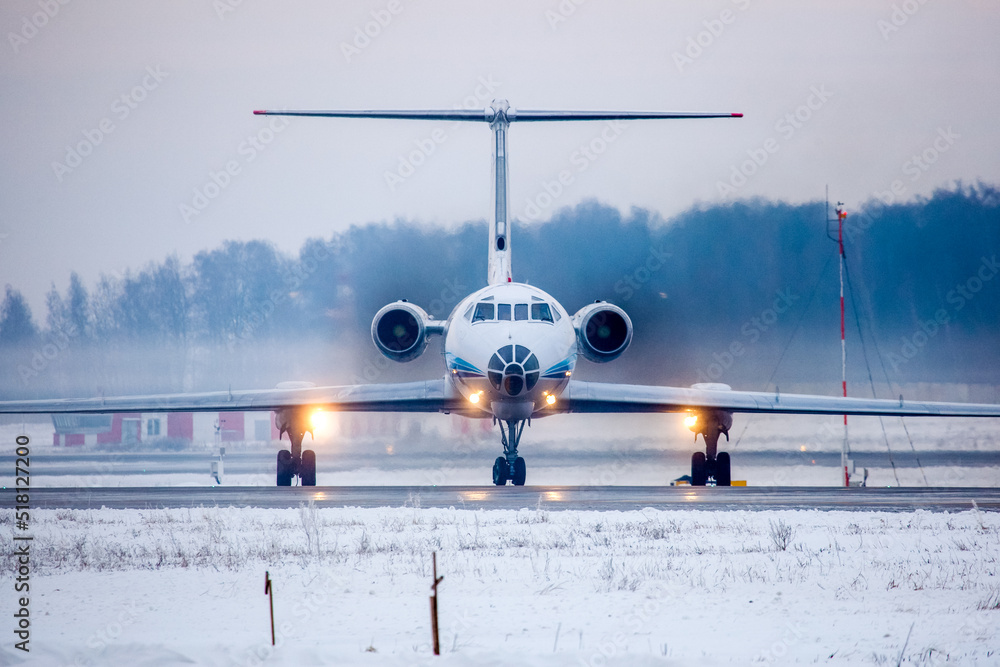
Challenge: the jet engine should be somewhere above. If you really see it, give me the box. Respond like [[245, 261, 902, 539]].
[[371, 301, 445, 362], [572, 301, 633, 362]]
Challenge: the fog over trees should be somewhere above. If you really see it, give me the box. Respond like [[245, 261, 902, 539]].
[[2, 183, 998, 400]]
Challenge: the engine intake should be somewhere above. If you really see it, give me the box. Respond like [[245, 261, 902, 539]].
[[371, 301, 443, 362], [572, 301, 633, 362]]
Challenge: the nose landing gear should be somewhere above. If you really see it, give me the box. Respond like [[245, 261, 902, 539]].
[[492, 419, 527, 486]]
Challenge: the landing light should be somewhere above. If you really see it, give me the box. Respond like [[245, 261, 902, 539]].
[[469, 392, 481, 404], [310, 409, 328, 431], [684, 415, 698, 428], [546, 394, 556, 406]]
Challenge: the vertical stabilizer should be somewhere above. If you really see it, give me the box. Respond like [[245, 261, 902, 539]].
[[487, 99, 513, 285]]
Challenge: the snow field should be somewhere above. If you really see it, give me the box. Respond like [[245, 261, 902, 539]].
[[2, 504, 999, 665]]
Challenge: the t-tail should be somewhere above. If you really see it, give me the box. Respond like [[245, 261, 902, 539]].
[[254, 102, 742, 286]]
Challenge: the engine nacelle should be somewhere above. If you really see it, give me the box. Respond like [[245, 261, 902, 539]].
[[371, 301, 444, 362], [572, 301, 633, 363]]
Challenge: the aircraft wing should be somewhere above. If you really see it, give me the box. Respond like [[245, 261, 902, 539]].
[[562, 381, 1000, 418], [0, 378, 475, 416]]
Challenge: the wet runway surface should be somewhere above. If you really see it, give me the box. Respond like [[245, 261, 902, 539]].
[[13, 485, 1000, 512], [24, 449, 1000, 475]]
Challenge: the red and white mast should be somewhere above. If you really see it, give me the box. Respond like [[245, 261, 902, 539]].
[[836, 201, 850, 487]]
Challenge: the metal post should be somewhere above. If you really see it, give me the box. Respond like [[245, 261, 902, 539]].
[[265, 571, 275, 646], [430, 552, 444, 655]]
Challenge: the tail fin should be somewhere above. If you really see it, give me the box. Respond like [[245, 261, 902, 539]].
[[254, 102, 741, 286]]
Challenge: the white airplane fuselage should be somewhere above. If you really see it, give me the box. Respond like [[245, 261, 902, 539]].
[[443, 282, 576, 422]]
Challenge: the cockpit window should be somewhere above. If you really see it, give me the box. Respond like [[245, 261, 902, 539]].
[[472, 302, 495, 322], [531, 303, 553, 323], [474, 299, 556, 323]]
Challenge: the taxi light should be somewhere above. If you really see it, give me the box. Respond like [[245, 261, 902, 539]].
[[546, 394, 556, 406], [469, 392, 481, 404], [684, 414, 698, 428]]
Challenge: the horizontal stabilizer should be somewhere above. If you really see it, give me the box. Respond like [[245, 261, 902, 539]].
[[512, 111, 742, 121], [253, 108, 743, 123], [253, 109, 487, 121]]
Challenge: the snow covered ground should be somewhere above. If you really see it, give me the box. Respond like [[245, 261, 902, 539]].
[[2, 504, 999, 665]]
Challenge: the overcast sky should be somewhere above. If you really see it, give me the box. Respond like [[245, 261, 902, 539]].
[[2, 0, 998, 317]]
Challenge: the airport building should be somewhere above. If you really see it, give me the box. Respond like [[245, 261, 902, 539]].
[[50, 411, 488, 447]]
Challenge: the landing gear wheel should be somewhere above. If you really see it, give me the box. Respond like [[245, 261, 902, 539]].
[[492, 456, 508, 486], [715, 452, 731, 487], [276, 450, 293, 486], [512, 457, 526, 486], [691, 451, 708, 487], [300, 449, 317, 486]]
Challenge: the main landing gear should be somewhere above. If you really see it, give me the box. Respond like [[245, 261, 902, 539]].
[[690, 430, 731, 487], [277, 429, 316, 486], [686, 409, 733, 487], [492, 419, 527, 486]]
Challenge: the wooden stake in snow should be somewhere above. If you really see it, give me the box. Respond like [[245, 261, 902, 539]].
[[430, 552, 444, 655], [265, 571, 275, 646]]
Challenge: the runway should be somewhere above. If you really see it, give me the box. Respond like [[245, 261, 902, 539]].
[[23, 449, 999, 475], [12, 485, 1000, 512]]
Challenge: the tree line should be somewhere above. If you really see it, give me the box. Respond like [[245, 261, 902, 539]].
[[2, 183, 998, 398]]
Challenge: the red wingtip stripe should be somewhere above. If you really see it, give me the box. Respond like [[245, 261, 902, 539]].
[[732, 113, 743, 117], [253, 110, 266, 115]]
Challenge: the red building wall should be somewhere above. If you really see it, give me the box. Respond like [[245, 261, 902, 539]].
[[167, 413, 193, 440], [218, 412, 244, 442], [96, 414, 124, 445]]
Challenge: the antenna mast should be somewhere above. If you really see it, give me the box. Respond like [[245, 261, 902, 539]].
[[826, 186, 851, 487]]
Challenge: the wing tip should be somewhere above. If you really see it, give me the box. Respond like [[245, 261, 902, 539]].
[[253, 110, 267, 115], [731, 112, 743, 118]]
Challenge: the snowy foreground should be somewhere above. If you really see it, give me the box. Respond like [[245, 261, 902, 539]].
[[3, 504, 999, 666]]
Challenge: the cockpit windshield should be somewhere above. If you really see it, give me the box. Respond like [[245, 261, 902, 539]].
[[469, 299, 557, 324], [472, 302, 495, 322], [531, 303, 553, 322]]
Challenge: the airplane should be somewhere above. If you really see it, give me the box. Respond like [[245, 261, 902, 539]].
[[3, 99, 999, 487]]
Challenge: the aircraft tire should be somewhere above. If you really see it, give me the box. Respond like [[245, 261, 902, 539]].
[[715, 452, 731, 486], [276, 450, 294, 486], [512, 457, 526, 486], [492, 456, 508, 485], [300, 449, 317, 486], [691, 452, 708, 486]]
